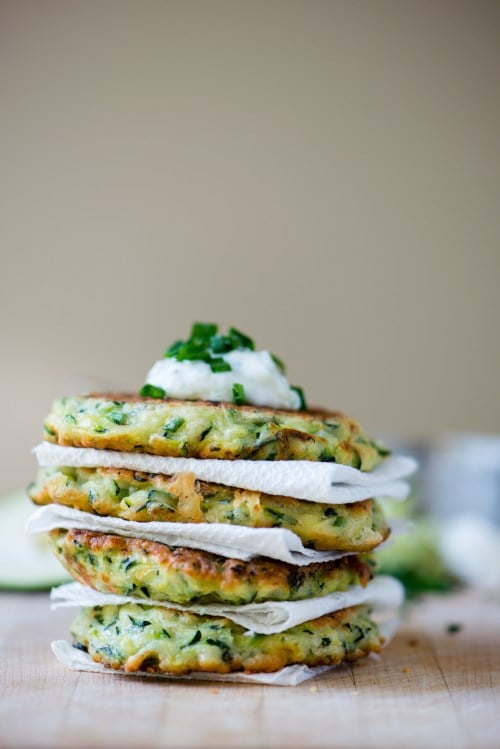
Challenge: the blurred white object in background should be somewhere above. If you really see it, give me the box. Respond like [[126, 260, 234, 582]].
[[382, 433, 500, 597], [424, 434, 500, 595], [440, 514, 500, 595], [424, 434, 500, 523]]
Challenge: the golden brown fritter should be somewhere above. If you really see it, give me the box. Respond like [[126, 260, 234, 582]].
[[50, 528, 375, 605], [31, 465, 390, 552], [42, 394, 388, 468], [70, 602, 384, 674]]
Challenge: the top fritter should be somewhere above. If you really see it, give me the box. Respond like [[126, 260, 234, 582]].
[[42, 324, 388, 469], [43, 395, 386, 468]]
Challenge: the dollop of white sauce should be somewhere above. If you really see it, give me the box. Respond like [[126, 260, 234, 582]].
[[144, 349, 301, 410]]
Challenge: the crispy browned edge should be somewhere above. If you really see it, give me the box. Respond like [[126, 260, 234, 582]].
[[87, 393, 347, 421], [53, 528, 374, 589]]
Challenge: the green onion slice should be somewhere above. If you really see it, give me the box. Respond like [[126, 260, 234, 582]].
[[271, 353, 286, 373], [228, 327, 255, 351], [232, 383, 246, 405], [291, 385, 307, 410], [140, 384, 166, 399], [190, 322, 218, 342], [162, 323, 257, 370], [210, 358, 232, 373], [210, 334, 233, 354], [164, 340, 183, 358]]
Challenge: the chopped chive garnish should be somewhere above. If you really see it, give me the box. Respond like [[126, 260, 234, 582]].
[[140, 384, 166, 399], [176, 347, 212, 363], [210, 334, 233, 354], [232, 383, 245, 405], [228, 327, 254, 350], [271, 353, 286, 374], [190, 322, 218, 341], [160, 323, 257, 374], [291, 385, 307, 410], [210, 357, 232, 373], [164, 340, 183, 358]]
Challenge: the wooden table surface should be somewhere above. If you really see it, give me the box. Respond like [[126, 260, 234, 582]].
[[1, 588, 499, 749]]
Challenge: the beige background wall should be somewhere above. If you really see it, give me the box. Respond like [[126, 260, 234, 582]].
[[1, 1, 499, 492]]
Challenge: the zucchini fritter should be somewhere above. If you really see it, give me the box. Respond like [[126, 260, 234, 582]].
[[32, 466, 390, 552], [70, 602, 384, 674], [49, 529, 374, 605], [43, 394, 387, 469]]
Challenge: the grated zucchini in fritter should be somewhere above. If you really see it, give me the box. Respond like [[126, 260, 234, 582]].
[[70, 602, 384, 674], [49, 529, 375, 605], [31, 466, 390, 552], [42, 394, 388, 468]]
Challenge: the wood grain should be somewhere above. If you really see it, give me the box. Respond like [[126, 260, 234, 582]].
[[0, 589, 499, 749]]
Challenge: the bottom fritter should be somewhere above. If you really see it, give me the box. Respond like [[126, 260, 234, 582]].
[[70, 602, 383, 675]]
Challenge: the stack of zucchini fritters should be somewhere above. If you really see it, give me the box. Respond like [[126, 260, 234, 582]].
[[30, 336, 396, 679]]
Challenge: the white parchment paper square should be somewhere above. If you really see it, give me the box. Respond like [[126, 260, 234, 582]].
[[51, 575, 404, 634], [27, 504, 357, 564], [34, 443, 417, 504]]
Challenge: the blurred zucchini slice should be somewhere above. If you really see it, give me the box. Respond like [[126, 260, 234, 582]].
[[0, 488, 70, 590]]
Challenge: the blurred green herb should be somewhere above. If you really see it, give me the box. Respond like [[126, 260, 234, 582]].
[[376, 498, 458, 599]]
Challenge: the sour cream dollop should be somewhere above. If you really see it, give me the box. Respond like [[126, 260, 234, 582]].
[[144, 350, 301, 410]]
